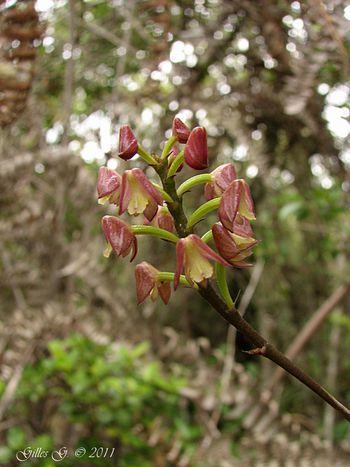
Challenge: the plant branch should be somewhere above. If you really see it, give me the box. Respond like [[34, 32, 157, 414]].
[[198, 282, 350, 421], [155, 164, 350, 422]]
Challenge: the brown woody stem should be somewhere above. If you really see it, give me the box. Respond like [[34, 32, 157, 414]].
[[155, 159, 350, 422]]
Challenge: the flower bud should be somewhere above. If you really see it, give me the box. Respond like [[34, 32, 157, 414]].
[[184, 127, 208, 170], [219, 179, 255, 231], [212, 223, 258, 268], [101, 216, 137, 261], [172, 117, 191, 144], [97, 166, 121, 205], [135, 262, 171, 304], [146, 204, 175, 232], [204, 163, 237, 200], [118, 125, 138, 160]]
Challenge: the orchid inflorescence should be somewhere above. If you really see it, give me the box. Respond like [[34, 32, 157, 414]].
[[97, 117, 258, 307]]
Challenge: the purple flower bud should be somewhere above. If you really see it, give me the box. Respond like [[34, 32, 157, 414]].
[[172, 117, 191, 144], [146, 204, 175, 232], [184, 127, 208, 170], [219, 179, 255, 231], [118, 125, 138, 160], [212, 223, 258, 268]]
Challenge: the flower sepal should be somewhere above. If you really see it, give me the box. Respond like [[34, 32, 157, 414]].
[[102, 216, 138, 262], [135, 262, 171, 304], [97, 166, 121, 205]]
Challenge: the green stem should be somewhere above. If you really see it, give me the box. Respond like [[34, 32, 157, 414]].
[[138, 145, 157, 165], [131, 225, 178, 243], [157, 272, 193, 287], [201, 230, 213, 244], [152, 183, 174, 203], [177, 173, 212, 197], [187, 197, 221, 229], [167, 149, 184, 178], [215, 263, 234, 308], [161, 135, 177, 159]]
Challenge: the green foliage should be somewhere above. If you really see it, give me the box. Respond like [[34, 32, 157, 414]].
[[0, 335, 201, 466]]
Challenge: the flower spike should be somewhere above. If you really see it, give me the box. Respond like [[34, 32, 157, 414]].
[[174, 234, 229, 289], [118, 125, 138, 160], [219, 179, 255, 231], [172, 117, 191, 144], [102, 216, 137, 261], [119, 168, 163, 220], [135, 262, 171, 304], [184, 127, 208, 170], [97, 166, 121, 205], [204, 163, 237, 200]]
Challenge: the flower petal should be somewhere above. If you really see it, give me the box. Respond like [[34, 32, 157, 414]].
[[218, 180, 243, 231], [240, 179, 256, 220], [204, 182, 216, 201], [131, 168, 163, 205], [232, 214, 253, 237], [157, 209, 175, 232], [144, 200, 158, 222], [212, 223, 257, 267], [97, 166, 121, 199], [135, 262, 156, 304], [189, 234, 230, 266], [214, 163, 237, 193], [101, 216, 136, 261], [119, 171, 131, 215], [157, 281, 171, 304], [130, 236, 138, 262], [212, 223, 240, 260]]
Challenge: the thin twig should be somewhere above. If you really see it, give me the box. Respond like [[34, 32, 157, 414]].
[[323, 317, 341, 445]]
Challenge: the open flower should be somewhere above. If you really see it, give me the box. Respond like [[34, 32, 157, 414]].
[[174, 234, 229, 289], [135, 262, 171, 304], [147, 204, 175, 232], [97, 166, 122, 205], [219, 179, 255, 231], [184, 127, 208, 170], [172, 117, 191, 144], [212, 223, 258, 268], [101, 216, 137, 261], [204, 163, 237, 200], [118, 125, 138, 160], [119, 168, 163, 221]]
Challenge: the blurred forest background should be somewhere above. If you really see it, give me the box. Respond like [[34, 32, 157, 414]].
[[1, 0, 350, 465]]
